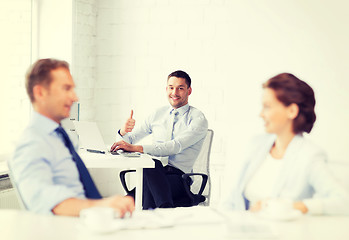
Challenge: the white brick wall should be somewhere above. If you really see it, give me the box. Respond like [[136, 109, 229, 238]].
[[2, 0, 348, 206], [0, 0, 32, 155], [74, 0, 349, 204], [74, 0, 126, 197], [74, 0, 98, 121]]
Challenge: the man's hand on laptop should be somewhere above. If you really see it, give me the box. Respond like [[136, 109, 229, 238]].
[[120, 110, 135, 136], [110, 140, 144, 153]]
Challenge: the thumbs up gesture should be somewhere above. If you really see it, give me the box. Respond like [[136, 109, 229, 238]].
[[120, 110, 135, 136]]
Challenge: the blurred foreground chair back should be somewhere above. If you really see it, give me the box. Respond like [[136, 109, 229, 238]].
[[7, 162, 27, 210]]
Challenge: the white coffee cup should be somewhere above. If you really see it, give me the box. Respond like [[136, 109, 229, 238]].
[[80, 207, 116, 232], [262, 198, 294, 217]]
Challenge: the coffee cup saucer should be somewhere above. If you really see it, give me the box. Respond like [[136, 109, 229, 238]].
[[257, 209, 302, 221]]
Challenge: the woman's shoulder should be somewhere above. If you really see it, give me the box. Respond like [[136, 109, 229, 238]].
[[299, 135, 327, 157]]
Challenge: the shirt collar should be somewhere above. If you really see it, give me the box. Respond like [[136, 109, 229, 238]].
[[169, 104, 190, 116], [30, 111, 60, 135]]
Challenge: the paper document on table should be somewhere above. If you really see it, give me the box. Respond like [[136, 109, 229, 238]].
[[153, 206, 224, 226], [216, 209, 279, 239], [78, 210, 173, 234], [120, 210, 173, 229]]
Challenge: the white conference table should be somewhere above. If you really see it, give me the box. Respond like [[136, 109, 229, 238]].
[[79, 150, 154, 210], [1, 207, 349, 240]]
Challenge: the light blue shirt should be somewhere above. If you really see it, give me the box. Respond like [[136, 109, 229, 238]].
[[222, 134, 349, 215], [119, 104, 208, 173], [9, 112, 85, 214]]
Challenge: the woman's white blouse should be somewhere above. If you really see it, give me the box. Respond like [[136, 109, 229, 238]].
[[244, 154, 283, 205]]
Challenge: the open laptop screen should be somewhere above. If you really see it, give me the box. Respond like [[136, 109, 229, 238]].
[[73, 121, 107, 153]]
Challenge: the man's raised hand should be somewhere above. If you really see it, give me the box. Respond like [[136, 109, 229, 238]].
[[120, 110, 135, 136]]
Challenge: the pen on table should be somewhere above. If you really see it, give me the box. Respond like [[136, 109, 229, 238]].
[[86, 149, 105, 154]]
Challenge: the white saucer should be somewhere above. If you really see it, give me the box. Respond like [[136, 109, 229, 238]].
[[258, 209, 302, 221]]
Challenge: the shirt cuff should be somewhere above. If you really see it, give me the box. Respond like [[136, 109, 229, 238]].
[[116, 129, 125, 141], [142, 145, 154, 155], [117, 129, 123, 137], [39, 188, 86, 215], [303, 198, 324, 215]]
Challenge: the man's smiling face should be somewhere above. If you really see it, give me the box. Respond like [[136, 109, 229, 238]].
[[166, 76, 192, 109]]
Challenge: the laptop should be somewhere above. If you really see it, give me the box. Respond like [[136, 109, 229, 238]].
[[73, 121, 141, 157]]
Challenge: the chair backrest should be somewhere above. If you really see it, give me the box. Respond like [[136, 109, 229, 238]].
[[191, 129, 214, 205], [7, 162, 28, 210]]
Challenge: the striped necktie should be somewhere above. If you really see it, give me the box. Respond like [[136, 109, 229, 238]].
[[55, 126, 102, 199], [169, 109, 179, 140]]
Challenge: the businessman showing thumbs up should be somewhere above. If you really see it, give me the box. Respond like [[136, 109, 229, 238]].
[[120, 110, 135, 136], [111, 70, 208, 210]]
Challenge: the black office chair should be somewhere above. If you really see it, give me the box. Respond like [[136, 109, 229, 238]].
[[119, 129, 214, 207]]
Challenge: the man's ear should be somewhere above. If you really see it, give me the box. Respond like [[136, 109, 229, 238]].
[[288, 103, 299, 120], [33, 85, 47, 102], [188, 87, 192, 95]]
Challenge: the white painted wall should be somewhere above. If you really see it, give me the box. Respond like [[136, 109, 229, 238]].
[[87, 0, 349, 203], [1, 0, 348, 204]]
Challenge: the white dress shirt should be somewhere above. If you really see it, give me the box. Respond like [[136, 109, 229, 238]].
[[244, 154, 283, 205], [117, 104, 208, 173]]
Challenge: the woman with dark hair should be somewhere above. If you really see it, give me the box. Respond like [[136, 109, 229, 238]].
[[222, 73, 349, 215]]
